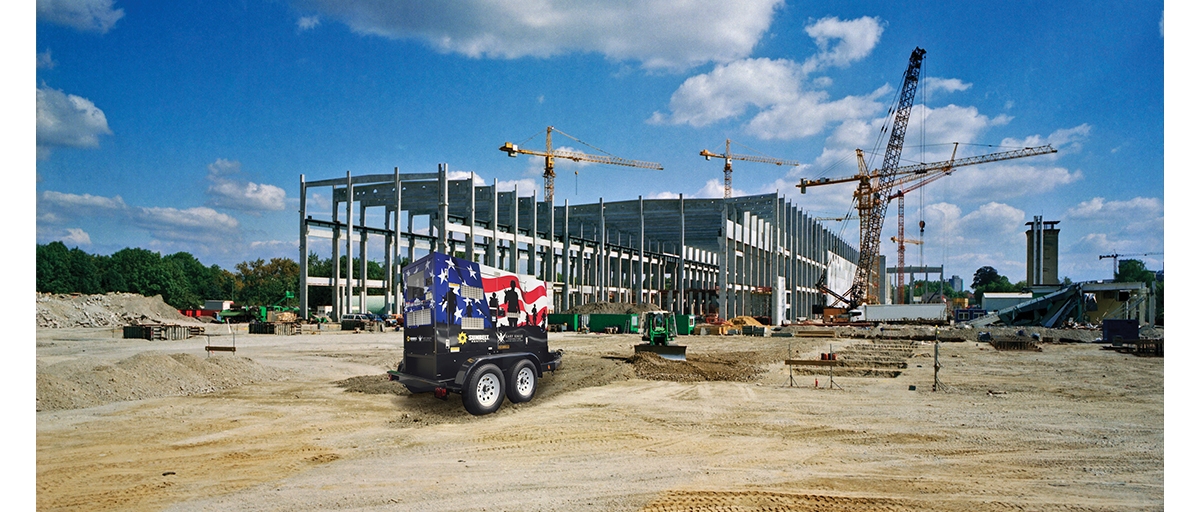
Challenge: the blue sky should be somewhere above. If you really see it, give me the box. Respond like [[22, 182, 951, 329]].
[[32, 0, 1167, 287]]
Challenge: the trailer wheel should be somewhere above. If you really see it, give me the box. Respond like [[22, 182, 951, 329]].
[[506, 360, 538, 403], [463, 363, 505, 415]]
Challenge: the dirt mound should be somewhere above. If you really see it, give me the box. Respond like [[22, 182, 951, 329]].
[[36, 353, 286, 411], [728, 315, 763, 327], [36, 292, 203, 328], [630, 351, 768, 382], [563, 302, 662, 315]]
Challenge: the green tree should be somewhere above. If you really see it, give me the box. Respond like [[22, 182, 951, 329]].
[[36, 241, 73, 293], [971, 266, 1021, 303], [234, 257, 300, 306]]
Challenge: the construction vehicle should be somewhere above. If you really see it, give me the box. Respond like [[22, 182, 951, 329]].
[[634, 310, 687, 361], [217, 291, 300, 323], [700, 139, 800, 199], [387, 251, 563, 415]]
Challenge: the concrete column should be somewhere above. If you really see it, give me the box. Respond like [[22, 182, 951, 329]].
[[530, 194, 538, 277], [437, 164, 448, 255], [599, 198, 606, 299], [718, 201, 728, 320], [393, 168, 402, 313], [562, 200, 570, 311], [679, 194, 685, 315], [469, 172, 477, 262], [637, 196, 644, 304], [490, 179, 499, 267], [332, 179, 341, 319], [511, 185, 519, 273], [359, 202, 368, 314], [345, 171, 354, 317], [299, 174, 308, 320]]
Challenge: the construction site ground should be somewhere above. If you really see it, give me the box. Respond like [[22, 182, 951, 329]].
[[37, 325, 1163, 511]]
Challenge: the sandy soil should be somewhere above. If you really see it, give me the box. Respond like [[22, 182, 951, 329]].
[[36, 326, 1163, 511]]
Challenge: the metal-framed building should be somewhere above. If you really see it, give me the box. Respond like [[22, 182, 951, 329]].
[[298, 166, 858, 324]]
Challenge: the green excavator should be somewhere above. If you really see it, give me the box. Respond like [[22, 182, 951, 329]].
[[634, 310, 687, 361]]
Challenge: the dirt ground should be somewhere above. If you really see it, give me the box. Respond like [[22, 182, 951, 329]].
[[36, 325, 1163, 511]]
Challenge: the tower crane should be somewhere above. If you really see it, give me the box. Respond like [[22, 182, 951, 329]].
[[1098, 252, 1163, 279], [800, 143, 1056, 304], [499, 126, 663, 205], [883, 143, 1057, 302], [699, 139, 800, 199]]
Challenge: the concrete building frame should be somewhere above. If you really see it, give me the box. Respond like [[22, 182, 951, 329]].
[[298, 167, 859, 324]]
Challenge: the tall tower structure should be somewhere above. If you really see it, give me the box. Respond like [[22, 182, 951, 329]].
[[1025, 216, 1060, 285]]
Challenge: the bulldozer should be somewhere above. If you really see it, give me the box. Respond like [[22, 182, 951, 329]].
[[634, 310, 687, 361]]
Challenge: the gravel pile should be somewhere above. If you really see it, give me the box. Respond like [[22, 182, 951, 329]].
[[36, 353, 286, 411], [630, 351, 769, 382], [36, 292, 203, 328]]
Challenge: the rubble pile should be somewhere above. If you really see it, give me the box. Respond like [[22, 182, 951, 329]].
[[563, 302, 662, 315], [36, 292, 202, 328]]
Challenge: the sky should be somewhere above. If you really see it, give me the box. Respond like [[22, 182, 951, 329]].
[[31, 0, 1168, 289]]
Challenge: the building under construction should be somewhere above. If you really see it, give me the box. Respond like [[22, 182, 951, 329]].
[[298, 166, 859, 324]]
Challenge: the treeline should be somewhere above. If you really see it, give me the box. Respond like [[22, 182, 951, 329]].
[[36, 242, 402, 311]]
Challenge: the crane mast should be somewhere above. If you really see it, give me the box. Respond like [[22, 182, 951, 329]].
[[700, 139, 800, 199], [845, 46, 925, 308]]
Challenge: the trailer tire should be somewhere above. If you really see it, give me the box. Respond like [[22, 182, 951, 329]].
[[463, 364, 505, 415], [506, 359, 538, 403]]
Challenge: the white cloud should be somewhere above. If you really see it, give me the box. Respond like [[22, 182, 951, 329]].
[[649, 17, 887, 139], [1066, 196, 1163, 220], [1000, 124, 1091, 157], [800, 16, 884, 73], [938, 163, 1082, 202], [36, 85, 112, 159], [446, 170, 487, 185], [923, 77, 971, 94], [696, 179, 746, 199], [496, 179, 540, 198], [37, 49, 56, 69], [297, 15, 320, 31], [205, 159, 288, 212], [131, 206, 240, 245], [61, 228, 91, 246], [38, 190, 126, 224], [37, 0, 124, 33], [648, 58, 803, 127], [293, 0, 783, 70]]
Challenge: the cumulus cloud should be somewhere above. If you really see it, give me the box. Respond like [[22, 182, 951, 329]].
[[61, 228, 92, 246], [38, 190, 126, 223], [297, 15, 320, 31], [937, 163, 1082, 202], [37, 190, 245, 249], [648, 58, 803, 127], [800, 16, 884, 73], [496, 178, 540, 198], [205, 159, 288, 212], [36, 85, 112, 159], [1066, 196, 1163, 220], [1000, 124, 1091, 157], [293, 0, 783, 70], [37, 0, 124, 33], [130, 206, 240, 244], [924, 77, 971, 94], [649, 16, 887, 139]]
